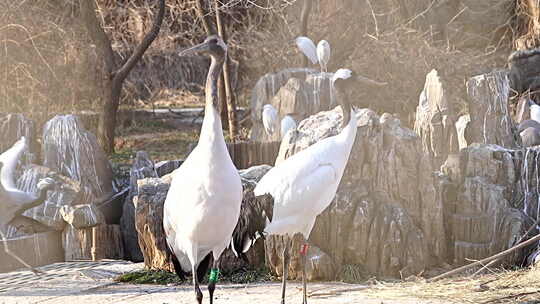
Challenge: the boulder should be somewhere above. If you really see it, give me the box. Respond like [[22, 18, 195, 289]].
[[466, 70, 518, 148], [155, 160, 183, 177], [521, 127, 540, 147], [134, 177, 173, 272], [440, 144, 527, 265], [42, 115, 113, 204], [60, 204, 105, 229], [62, 224, 123, 261], [120, 151, 158, 262], [266, 107, 444, 279], [414, 69, 459, 167], [18, 165, 84, 231]]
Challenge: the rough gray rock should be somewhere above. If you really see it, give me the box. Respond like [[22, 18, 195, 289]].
[[520, 127, 540, 147], [60, 204, 105, 229], [266, 107, 444, 279], [466, 70, 517, 148], [414, 69, 459, 166], [120, 151, 157, 262], [440, 143, 527, 265], [42, 115, 113, 204], [18, 165, 84, 231]]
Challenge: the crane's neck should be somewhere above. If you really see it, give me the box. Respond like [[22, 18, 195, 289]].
[[340, 99, 351, 129], [199, 55, 226, 145]]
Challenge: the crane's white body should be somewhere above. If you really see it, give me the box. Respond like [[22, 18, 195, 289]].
[[280, 115, 297, 140], [295, 36, 331, 73], [531, 103, 540, 124], [262, 104, 279, 137], [163, 101, 242, 272], [0, 137, 50, 218], [254, 108, 357, 238]]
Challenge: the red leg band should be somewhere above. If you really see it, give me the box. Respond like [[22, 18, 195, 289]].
[[300, 244, 309, 256]]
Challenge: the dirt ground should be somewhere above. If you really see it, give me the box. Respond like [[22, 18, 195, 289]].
[[0, 261, 449, 304]]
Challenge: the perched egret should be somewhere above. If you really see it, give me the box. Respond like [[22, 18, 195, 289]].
[[255, 69, 371, 304], [0, 137, 55, 275], [280, 115, 297, 140], [163, 35, 243, 304], [295, 36, 331, 72], [530, 100, 540, 123], [262, 104, 279, 137]]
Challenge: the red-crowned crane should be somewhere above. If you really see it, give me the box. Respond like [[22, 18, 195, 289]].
[[254, 69, 378, 304], [163, 36, 242, 304]]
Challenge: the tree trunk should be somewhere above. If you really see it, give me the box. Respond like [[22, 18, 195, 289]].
[[215, 0, 238, 141], [80, 0, 165, 154]]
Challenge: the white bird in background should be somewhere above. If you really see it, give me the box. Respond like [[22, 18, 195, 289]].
[[262, 104, 279, 137], [262, 104, 297, 140], [530, 100, 540, 123], [280, 115, 297, 139], [254, 68, 364, 304], [295, 36, 331, 72], [0, 137, 55, 275], [163, 35, 242, 304]]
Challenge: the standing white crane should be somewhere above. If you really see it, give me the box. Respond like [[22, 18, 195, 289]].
[[254, 69, 367, 304], [295, 36, 331, 73], [163, 35, 242, 304], [0, 137, 55, 275]]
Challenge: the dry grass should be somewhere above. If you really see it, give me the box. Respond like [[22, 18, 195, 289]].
[[363, 266, 540, 303]]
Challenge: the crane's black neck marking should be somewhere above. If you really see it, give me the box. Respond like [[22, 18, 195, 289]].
[[206, 56, 225, 110]]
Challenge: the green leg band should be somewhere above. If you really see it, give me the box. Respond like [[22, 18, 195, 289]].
[[209, 268, 219, 282]]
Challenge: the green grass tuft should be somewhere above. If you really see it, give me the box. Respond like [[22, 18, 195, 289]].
[[115, 270, 183, 285], [115, 267, 274, 285]]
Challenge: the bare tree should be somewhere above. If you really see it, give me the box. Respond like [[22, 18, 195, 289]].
[[215, 0, 238, 141], [80, 0, 165, 154]]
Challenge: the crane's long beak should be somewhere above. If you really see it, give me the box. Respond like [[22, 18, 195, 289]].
[[179, 42, 210, 56], [356, 75, 387, 87]]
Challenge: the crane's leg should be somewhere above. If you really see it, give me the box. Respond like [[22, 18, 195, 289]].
[[281, 236, 291, 304], [0, 228, 43, 275], [300, 240, 310, 304], [191, 263, 203, 304], [208, 258, 221, 304]]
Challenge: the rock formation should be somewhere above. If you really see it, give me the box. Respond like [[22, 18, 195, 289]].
[[414, 69, 459, 167]]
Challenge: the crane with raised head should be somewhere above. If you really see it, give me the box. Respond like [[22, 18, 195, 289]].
[[163, 35, 243, 304], [253, 69, 379, 304]]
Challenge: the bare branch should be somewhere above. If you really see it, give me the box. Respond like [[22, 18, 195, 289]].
[[114, 0, 166, 84]]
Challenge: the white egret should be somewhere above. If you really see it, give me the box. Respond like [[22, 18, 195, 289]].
[[163, 35, 242, 304], [262, 104, 279, 137], [280, 115, 297, 140], [254, 68, 369, 304], [0, 137, 55, 275], [295, 36, 331, 72], [530, 100, 540, 123]]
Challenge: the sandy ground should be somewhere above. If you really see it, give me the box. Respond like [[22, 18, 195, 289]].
[[0, 261, 448, 304]]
